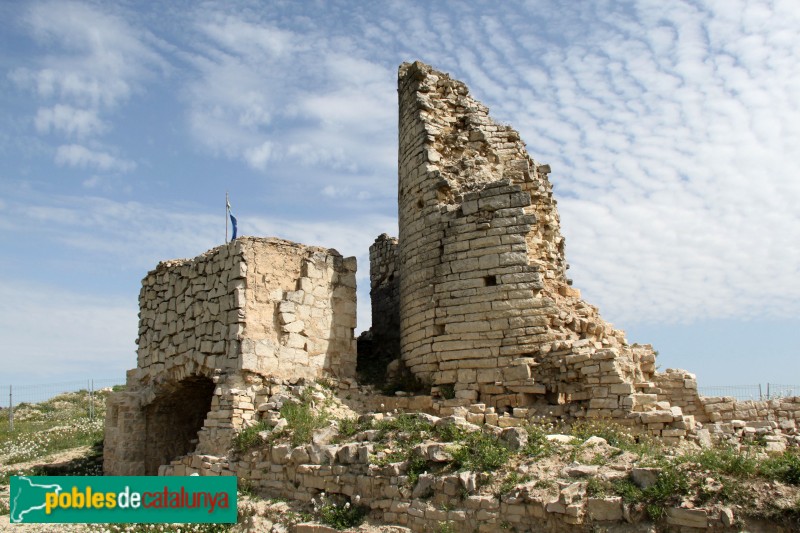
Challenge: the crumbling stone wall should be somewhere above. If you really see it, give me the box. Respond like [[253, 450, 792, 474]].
[[104, 237, 357, 475], [383, 61, 800, 444], [367, 234, 401, 359], [394, 62, 655, 417]]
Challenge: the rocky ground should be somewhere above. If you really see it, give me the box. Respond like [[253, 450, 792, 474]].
[[3, 385, 800, 532]]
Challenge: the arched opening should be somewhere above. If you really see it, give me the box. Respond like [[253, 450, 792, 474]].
[[143, 375, 214, 475]]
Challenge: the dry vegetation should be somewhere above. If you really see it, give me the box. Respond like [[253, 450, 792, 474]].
[[3, 383, 800, 532]]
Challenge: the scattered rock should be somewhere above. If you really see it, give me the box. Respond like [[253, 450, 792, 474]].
[[562, 464, 599, 478], [666, 507, 708, 528], [501, 427, 529, 450], [631, 467, 661, 489]]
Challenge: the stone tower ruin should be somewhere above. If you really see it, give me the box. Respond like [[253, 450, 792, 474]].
[[370, 62, 741, 438], [104, 238, 356, 475]]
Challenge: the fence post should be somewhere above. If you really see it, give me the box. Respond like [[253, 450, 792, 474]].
[[88, 379, 93, 421], [8, 385, 13, 432], [90, 379, 94, 421], [759, 383, 763, 401], [767, 383, 771, 401]]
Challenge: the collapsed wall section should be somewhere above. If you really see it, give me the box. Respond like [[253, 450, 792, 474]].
[[104, 237, 357, 475]]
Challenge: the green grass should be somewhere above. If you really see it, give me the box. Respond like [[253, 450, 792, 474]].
[[568, 419, 659, 456], [406, 454, 429, 486], [498, 471, 531, 495], [760, 450, 800, 485], [336, 416, 372, 441], [611, 462, 691, 521], [683, 445, 758, 478], [0, 389, 108, 468]]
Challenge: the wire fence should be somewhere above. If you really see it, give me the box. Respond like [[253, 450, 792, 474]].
[[1, 378, 125, 432], [698, 384, 800, 402]]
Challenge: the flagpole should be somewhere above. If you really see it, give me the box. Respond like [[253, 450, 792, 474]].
[[225, 191, 229, 244]]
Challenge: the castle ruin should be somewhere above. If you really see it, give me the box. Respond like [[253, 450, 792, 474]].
[[103, 61, 800, 531]]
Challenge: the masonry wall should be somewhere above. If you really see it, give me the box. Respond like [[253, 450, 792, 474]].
[[104, 237, 357, 475], [368, 234, 400, 360], [395, 62, 651, 413], [384, 61, 800, 445]]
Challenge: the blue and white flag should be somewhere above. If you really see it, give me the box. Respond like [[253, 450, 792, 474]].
[[226, 197, 238, 240]]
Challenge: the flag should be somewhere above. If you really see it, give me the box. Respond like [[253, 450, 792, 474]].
[[226, 196, 238, 240]]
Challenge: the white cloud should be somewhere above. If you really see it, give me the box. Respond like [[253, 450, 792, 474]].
[[0, 280, 137, 383], [12, 0, 165, 109], [34, 104, 106, 138], [181, 9, 396, 192], [244, 141, 273, 171], [55, 144, 136, 173], [8, 0, 169, 188]]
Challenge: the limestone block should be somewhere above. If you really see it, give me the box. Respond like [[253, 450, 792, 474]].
[[587, 497, 622, 521], [666, 508, 707, 528]]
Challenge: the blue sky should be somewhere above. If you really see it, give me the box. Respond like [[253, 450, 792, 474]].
[[1, 0, 798, 389]]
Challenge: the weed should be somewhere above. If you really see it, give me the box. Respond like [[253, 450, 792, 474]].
[[436, 521, 457, 533], [316, 377, 337, 391], [407, 454, 429, 486], [586, 476, 612, 497], [435, 422, 468, 443], [312, 493, 366, 531], [613, 463, 690, 521], [439, 383, 456, 400], [336, 416, 373, 442], [522, 424, 554, 459], [281, 390, 330, 447], [760, 450, 800, 485], [238, 480, 257, 498], [450, 431, 510, 472], [498, 471, 530, 495], [232, 421, 272, 454], [683, 446, 758, 478], [376, 413, 433, 445]]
